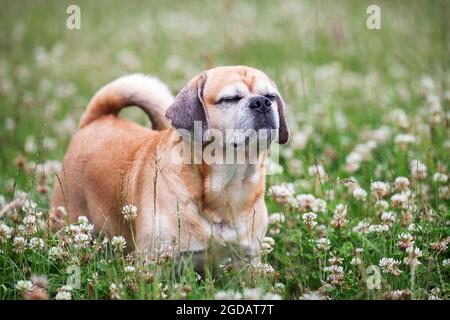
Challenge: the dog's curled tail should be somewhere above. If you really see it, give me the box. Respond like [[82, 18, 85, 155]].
[[79, 74, 174, 130]]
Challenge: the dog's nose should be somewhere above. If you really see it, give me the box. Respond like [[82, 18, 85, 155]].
[[249, 96, 272, 113]]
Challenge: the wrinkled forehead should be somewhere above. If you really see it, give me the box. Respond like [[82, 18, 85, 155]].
[[203, 66, 277, 102]]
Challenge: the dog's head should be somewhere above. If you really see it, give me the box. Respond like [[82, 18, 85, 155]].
[[166, 66, 289, 146]]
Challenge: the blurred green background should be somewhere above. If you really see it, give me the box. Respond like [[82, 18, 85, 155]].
[[0, 0, 448, 192], [0, 0, 449, 189]]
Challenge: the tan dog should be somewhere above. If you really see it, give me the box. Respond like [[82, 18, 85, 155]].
[[50, 66, 289, 267]]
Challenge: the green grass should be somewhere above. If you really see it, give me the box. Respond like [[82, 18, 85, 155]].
[[0, 0, 449, 300]]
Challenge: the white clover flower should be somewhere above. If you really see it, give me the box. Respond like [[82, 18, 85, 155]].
[[381, 211, 396, 227], [394, 134, 416, 149], [0, 223, 12, 244], [35, 211, 44, 218], [370, 126, 391, 143], [389, 109, 410, 129], [262, 292, 282, 300], [410, 160, 427, 179], [242, 288, 261, 300], [352, 187, 367, 200], [5, 117, 15, 131], [324, 264, 343, 273], [79, 222, 94, 234], [286, 196, 299, 208], [439, 186, 449, 200], [60, 285, 73, 292], [296, 194, 316, 211], [273, 282, 285, 293], [420, 76, 435, 93], [55, 291, 72, 300], [394, 177, 410, 191], [328, 255, 343, 265], [343, 176, 359, 191], [300, 291, 329, 300], [354, 142, 374, 161], [397, 233, 414, 251], [121, 204, 138, 222], [368, 224, 389, 233], [28, 237, 45, 250], [331, 204, 348, 228], [73, 233, 90, 249], [48, 246, 65, 261], [379, 257, 402, 276], [345, 151, 364, 165], [365, 139, 377, 150], [254, 263, 275, 276], [23, 221, 38, 235], [391, 192, 410, 209], [317, 224, 328, 237], [324, 265, 345, 285], [268, 183, 295, 206], [352, 220, 370, 234], [65, 224, 81, 236], [431, 239, 448, 252], [77, 216, 89, 224], [124, 265, 136, 273], [268, 212, 284, 235], [433, 173, 448, 183], [13, 236, 26, 254], [335, 203, 347, 214], [23, 214, 36, 226], [375, 200, 389, 211], [404, 246, 422, 268], [442, 259, 450, 267], [22, 199, 38, 214], [311, 198, 327, 213], [109, 283, 122, 300], [350, 257, 362, 265], [428, 288, 441, 300], [214, 290, 242, 300], [16, 280, 33, 292], [371, 181, 390, 198], [269, 213, 285, 224], [316, 237, 331, 251], [302, 212, 317, 229], [261, 236, 275, 255], [345, 152, 363, 173], [384, 289, 412, 300], [152, 244, 174, 262], [111, 236, 127, 251]]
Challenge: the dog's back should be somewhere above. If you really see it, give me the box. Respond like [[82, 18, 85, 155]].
[[49, 75, 173, 237]]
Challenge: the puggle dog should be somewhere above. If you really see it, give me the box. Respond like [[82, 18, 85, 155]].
[[50, 66, 289, 269]]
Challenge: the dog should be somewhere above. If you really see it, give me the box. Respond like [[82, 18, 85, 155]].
[[50, 66, 289, 268]]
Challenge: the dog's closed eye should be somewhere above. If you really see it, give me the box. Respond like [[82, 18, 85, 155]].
[[216, 96, 242, 105]]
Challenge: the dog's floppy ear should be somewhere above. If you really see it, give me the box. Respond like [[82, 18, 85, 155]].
[[274, 88, 290, 145], [166, 73, 209, 136]]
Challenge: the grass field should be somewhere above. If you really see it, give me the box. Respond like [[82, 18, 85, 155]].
[[0, 0, 449, 300]]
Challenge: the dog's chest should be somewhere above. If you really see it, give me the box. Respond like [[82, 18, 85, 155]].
[[202, 164, 261, 221]]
